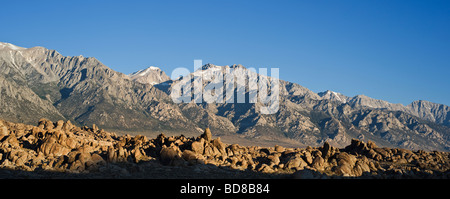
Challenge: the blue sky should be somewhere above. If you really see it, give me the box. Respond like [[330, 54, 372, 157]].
[[1, 0, 449, 105]]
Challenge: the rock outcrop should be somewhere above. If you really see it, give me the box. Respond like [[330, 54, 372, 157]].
[[0, 119, 449, 179]]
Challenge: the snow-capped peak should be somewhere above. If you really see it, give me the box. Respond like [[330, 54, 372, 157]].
[[199, 63, 222, 71], [128, 66, 170, 85], [0, 42, 27, 51], [129, 66, 161, 77], [148, 66, 160, 71], [318, 90, 349, 103]]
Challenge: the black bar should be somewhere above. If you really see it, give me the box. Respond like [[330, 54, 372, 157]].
[[0, 179, 447, 198]]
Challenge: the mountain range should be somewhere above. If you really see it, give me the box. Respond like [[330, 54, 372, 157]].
[[0, 42, 449, 151]]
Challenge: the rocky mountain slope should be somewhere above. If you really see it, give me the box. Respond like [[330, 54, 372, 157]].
[[0, 42, 449, 152], [407, 100, 450, 126], [0, 119, 448, 178]]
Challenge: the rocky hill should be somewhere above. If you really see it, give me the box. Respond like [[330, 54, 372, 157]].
[[0, 119, 448, 179]]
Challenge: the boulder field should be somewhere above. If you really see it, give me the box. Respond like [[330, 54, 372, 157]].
[[0, 119, 449, 179]]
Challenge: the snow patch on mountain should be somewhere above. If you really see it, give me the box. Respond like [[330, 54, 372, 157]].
[[318, 90, 349, 103], [128, 66, 170, 85], [0, 42, 26, 51]]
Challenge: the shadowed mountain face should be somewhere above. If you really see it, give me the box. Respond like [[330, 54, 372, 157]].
[[0, 42, 449, 151]]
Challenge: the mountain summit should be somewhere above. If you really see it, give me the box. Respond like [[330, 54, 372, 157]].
[[318, 90, 350, 103], [128, 66, 170, 85], [0, 42, 27, 51]]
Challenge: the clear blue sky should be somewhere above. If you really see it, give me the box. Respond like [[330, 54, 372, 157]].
[[1, 0, 449, 105]]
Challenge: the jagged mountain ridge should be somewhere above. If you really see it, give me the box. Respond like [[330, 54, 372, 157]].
[[136, 63, 450, 151], [407, 100, 450, 126], [319, 90, 450, 128], [0, 42, 196, 133], [0, 42, 449, 151]]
